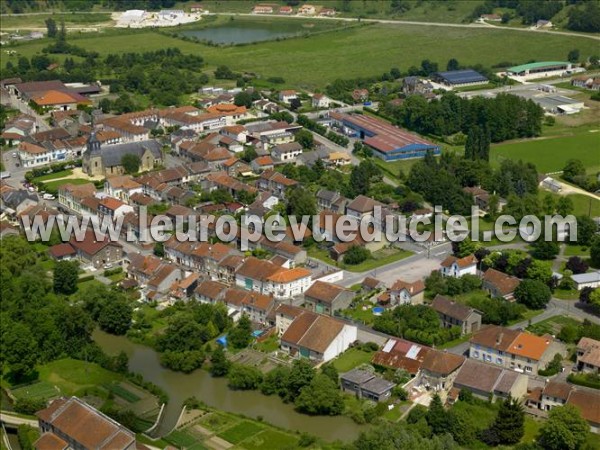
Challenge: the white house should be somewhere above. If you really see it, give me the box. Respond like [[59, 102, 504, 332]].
[[235, 257, 312, 300], [278, 90, 298, 103], [280, 307, 357, 362], [18, 141, 65, 168], [312, 93, 331, 108], [104, 175, 143, 204], [440, 254, 478, 278]]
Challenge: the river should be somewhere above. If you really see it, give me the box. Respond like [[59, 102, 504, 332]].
[[93, 330, 363, 441]]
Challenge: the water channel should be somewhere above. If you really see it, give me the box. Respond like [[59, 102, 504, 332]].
[[93, 329, 363, 441]]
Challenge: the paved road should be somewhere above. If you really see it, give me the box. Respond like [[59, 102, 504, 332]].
[[0, 411, 38, 428]]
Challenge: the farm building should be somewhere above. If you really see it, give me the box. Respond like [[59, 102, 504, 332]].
[[329, 112, 440, 161], [505, 61, 575, 80], [432, 69, 488, 87]]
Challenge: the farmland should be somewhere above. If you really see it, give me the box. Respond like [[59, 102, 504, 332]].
[[4, 17, 599, 89]]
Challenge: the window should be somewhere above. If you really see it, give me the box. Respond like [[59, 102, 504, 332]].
[[473, 351, 479, 358], [497, 358, 503, 365]]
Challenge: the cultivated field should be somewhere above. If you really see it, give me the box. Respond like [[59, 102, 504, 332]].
[[4, 19, 599, 89]]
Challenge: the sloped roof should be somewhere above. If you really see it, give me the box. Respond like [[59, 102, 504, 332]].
[[470, 325, 520, 352], [482, 268, 520, 296], [304, 280, 348, 303], [420, 350, 465, 376], [508, 332, 551, 361], [431, 295, 477, 321], [281, 313, 345, 354], [372, 338, 431, 374], [36, 397, 135, 449], [441, 254, 477, 269], [454, 359, 504, 393]]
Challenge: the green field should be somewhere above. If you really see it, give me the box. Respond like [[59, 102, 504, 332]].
[[218, 421, 264, 444], [37, 358, 121, 396], [491, 128, 600, 173], [11, 381, 60, 400], [0, 12, 113, 30], [540, 190, 600, 218], [5, 19, 599, 89]]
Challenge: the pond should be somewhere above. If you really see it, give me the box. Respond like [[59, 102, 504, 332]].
[[93, 329, 363, 441], [179, 21, 313, 44]]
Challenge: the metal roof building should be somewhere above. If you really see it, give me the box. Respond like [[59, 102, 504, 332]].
[[506, 61, 572, 76], [329, 112, 440, 161], [433, 69, 488, 87]]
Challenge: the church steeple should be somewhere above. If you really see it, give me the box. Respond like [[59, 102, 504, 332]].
[[86, 115, 101, 155]]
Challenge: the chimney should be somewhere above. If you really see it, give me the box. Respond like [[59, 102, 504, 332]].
[[496, 332, 503, 346]]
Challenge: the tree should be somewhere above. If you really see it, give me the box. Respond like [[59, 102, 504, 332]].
[[482, 394, 524, 446], [209, 346, 230, 377], [452, 237, 479, 258], [286, 186, 317, 218], [566, 256, 589, 275], [260, 365, 291, 396], [228, 314, 253, 349], [574, 215, 596, 246], [591, 236, 600, 268], [446, 58, 460, 71], [234, 91, 257, 108], [98, 298, 132, 335], [556, 196, 574, 217], [426, 394, 452, 435], [501, 12, 511, 23], [321, 364, 339, 385], [228, 364, 263, 390], [160, 350, 204, 373], [153, 242, 164, 257], [121, 154, 141, 174], [295, 374, 344, 415], [343, 246, 370, 265], [1, 322, 38, 382], [563, 159, 586, 181], [53, 260, 79, 295], [515, 279, 551, 309], [295, 129, 314, 149], [99, 98, 112, 113], [531, 238, 559, 260], [45, 18, 57, 37], [286, 359, 315, 400], [568, 49, 580, 63], [538, 405, 589, 450], [214, 65, 236, 79], [290, 98, 302, 111]]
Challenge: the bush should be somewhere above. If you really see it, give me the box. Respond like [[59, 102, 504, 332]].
[[343, 246, 371, 265], [227, 364, 263, 390], [14, 397, 47, 415], [567, 373, 600, 389]]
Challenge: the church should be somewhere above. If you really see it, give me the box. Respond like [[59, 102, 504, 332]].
[[82, 131, 163, 177]]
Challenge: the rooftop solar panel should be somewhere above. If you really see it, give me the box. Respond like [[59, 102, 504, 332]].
[[435, 70, 488, 84]]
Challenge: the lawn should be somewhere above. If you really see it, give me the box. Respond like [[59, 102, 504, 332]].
[[343, 247, 413, 273], [522, 416, 542, 444], [37, 358, 122, 396], [537, 190, 600, 218], [5, 20, 598, 89], [331, 347, 375, 372], [217, 421, 264, 445], [11, 381, 60, 401], [42, 177, 93, 191], [527, 315, 582, 336], [564, 244, 590, 257], [32, 169, 73, 182], [254, 335, 279, 353], [491, 127, 600, 174]]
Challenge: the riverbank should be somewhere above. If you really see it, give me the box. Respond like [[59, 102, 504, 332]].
[[93, 329, 364, 442]]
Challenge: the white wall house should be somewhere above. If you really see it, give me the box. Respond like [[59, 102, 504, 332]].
[[440, 254, 478, 278]]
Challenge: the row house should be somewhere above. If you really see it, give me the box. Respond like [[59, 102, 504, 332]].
[[101, 117, 150, 142], [257, 170, 298, 198], [97, 197, 134, 221], [204, 172, 258, 199], [58, 183, 97, 215], [256, 237, 307, 265], [469, 325, 565, 374], [18, 141, 65, 168], [206, 104, 248, 126], [235, 257, 312, 300], [303, 280, 355, 315], [220, 125, 248, 144]]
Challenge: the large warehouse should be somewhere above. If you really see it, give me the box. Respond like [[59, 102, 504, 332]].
[[330, 112, 440, 161], [432, 69, 488, 87], [505, 61, 574, 80]]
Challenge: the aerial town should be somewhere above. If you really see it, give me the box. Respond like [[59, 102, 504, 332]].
[[0, 1, 599, 449]]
